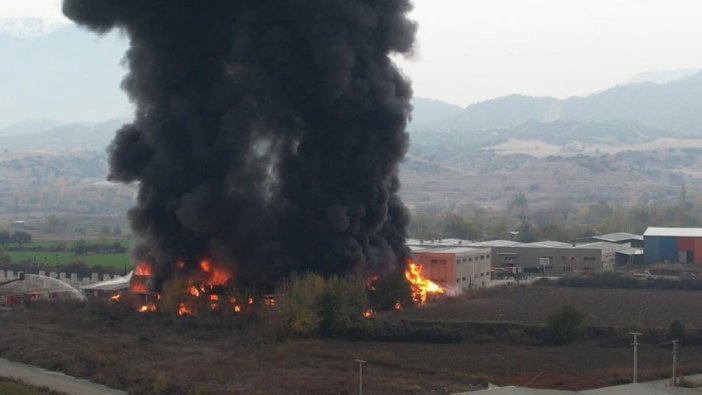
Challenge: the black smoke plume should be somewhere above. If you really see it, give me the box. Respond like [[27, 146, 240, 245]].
[[63, 0, 416, 290]]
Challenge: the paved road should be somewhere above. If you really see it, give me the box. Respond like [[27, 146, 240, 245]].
[[0, 358, 127, 395]]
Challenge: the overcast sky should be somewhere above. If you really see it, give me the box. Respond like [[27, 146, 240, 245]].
[[3, 0, 702, 108]]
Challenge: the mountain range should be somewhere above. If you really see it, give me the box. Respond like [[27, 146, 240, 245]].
[[410, 70, 702, 136]]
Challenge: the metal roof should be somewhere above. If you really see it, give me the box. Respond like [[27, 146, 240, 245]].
[[615, 247, 644, 256], [467, 240, 525, 247], [574, 242, 625, 251], [592, 232, 643, 242], [413, 246, 489, 255], [523, 241, 573, 248], [644, 227, 702, 238]]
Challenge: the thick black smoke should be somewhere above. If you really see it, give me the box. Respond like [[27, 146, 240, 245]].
[[63, 0, 416, 290]]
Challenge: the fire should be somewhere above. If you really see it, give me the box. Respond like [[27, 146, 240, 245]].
[[366, 275, 379, 291], [199, 260, 230, 286], [404, 260, 444, 305], [138, 304, 156, 313], [263, 295, 276, 306], [130, 282, 149, 295], [110, 293, 121, 302], [394, 301, 402, 311], [233, 305, 241, 313], [209, 294, 219, 301], [134, 262, 152, 276], [178, 303, 192, 316], [363, 309, 374, 318], [247, 297, 254, 305], [188, 286, 201, 297]]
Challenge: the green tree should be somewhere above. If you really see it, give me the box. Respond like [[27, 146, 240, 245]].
[[0, 230, 9, 247], [74, 239, 87, 255], [443, 213, 478, 240], [545, 305, 584, 345], [11, 231, 31, 248]]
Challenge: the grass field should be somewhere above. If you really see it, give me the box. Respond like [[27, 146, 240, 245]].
[[391, 285, 702, 329], [4, 286, 702, 394], [4, 238, 133, 269], [6, 251, 131, 269], [0, 378, 64, 395]]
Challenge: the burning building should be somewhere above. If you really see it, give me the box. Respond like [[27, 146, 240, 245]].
[[63, 0, 418, 294]]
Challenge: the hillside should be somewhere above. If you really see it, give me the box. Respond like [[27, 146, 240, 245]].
[[411, 71, 702, 134]]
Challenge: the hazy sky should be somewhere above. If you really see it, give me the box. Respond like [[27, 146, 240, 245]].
[[3, 0, 702, 108]]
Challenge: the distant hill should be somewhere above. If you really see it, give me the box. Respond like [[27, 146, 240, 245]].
[[623, 69, 700, 85], [409, 95, 558, 131], [0, 119, 64, 137], [0, 119, 126, 151], [411, 71, 702, 135], [409, 98, 463, 125]]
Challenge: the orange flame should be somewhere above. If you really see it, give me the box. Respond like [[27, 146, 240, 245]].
[[209, 294, 219, 301], [363, 309, 374, 318], [200, 260, 230, 286], [247, 297, 254, 305], [234, 305, 241, 313], [404, 260, 444, 305], [263, 296, 276, 306], [130, 281, 149, 295], [188, 286, 201, 297], [110, 293, 121, 302], [134, 262, 152, 276], [138, 304, 156, 313], [366, 275, 379, 291], [394, 301, 402, 311], [178, 303, 192, 316]]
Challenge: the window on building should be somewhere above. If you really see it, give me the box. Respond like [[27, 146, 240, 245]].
[[469, 257, 473, 261], [563, 266, 571, 272], [462, 277, 466, 281], [584, 257, 596, 261]]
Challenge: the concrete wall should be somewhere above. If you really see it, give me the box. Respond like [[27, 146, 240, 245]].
[[412, 248, 492, 293], [491, 246, 613, 273]]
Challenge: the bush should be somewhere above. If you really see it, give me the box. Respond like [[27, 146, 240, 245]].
[[264, 273, 369, 341], [545, 305, 584, 345], [370, 270, 412, 310]]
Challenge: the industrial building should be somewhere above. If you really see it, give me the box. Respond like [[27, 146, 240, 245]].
[[407, 236, 631, 276], [472, 240, 622, 274], [408, 241, 492, 293], [643, 227, 702, 264], [577, 232, 644, 248]]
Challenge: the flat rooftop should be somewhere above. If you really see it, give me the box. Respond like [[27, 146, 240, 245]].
[[644, 227, 702, 238]]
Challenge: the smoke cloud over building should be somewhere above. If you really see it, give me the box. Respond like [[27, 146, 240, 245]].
[[63, 0, 416, 290]]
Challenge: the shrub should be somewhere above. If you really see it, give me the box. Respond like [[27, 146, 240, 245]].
[[545, 305, 584, 345], [370, 270, 412, 310], [264, 273, 369, 341]]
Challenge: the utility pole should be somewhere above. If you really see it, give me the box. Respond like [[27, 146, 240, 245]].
[[630, 332, 642, 383], [672, 339, 679, 387], [355, 359, 367, 395]]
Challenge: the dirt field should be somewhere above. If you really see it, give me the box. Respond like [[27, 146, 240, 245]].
[[391, 285, 702, 329], [2, 289, 702, 395]]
